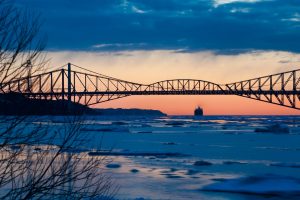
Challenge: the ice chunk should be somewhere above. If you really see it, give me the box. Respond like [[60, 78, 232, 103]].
[[254, 123, 289, 133], [203, 175, 300, 196], [111, 121, 127, 125], [165, 121, 185, 126], [162, 142, 177, 145], [270, 162, 300, 168], [130, 169, 139, 173], [193, 160, 212, 166], [106, 163, 121, 169], [137, 131, 152, 133], [165, 174, 183, 179], [223, 161, 247, 165]]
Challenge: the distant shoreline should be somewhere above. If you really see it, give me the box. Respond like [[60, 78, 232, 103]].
[[92, 108, 166, 116], [0, 93, 166, 116]]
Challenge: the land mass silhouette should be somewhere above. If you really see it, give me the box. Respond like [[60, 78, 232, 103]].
[[0, 93, 166, 116]]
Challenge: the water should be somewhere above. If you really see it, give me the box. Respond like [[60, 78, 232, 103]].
[[17, 115, 300, 199]]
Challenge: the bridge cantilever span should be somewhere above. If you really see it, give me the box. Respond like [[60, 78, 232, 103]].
[[0, 63, 300, 110], [224, 69, 300, 109]]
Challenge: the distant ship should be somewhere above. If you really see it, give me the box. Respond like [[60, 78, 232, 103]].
[[194, 106, 203, 116]]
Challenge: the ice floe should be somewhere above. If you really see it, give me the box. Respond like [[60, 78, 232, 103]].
[[270, 162, 300, 168], [254, 123, 289, 134], [193, 160, 213, 166], [203, 175, 300, 196], [106, 163, 121, 169]]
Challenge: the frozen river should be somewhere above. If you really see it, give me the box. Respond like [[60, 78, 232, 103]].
[[26, 115, 300, 199]]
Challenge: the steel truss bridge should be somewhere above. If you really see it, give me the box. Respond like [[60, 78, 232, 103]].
[[1, 63, 300, 110]]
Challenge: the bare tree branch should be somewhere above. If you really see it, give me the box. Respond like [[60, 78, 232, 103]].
[[0, 1, 117, 199]]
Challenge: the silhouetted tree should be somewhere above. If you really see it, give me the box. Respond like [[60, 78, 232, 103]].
[[0, 0, 46, 85], [0, 117, 116, 199], [0, 1, 116, 199]]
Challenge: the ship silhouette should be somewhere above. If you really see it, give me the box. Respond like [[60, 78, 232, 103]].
[[194, 106, 203, 116]]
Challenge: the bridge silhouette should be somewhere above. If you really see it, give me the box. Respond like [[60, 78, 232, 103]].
[[1, 63, 300, 110]]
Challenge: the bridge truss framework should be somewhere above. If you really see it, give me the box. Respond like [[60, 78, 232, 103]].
[[1, 63, 300, 110]]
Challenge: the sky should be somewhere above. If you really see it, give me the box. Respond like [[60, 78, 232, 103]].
[[17, 0, 300, 115]]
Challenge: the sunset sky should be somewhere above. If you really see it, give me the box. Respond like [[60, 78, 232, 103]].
[[18, 0, 300, 115]]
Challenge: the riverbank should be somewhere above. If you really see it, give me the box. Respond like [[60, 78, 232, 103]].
[[0, 93, 166, 116]]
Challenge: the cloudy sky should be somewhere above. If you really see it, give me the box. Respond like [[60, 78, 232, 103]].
[[17, 0, 300, 114], [18, 0, 300, 53]]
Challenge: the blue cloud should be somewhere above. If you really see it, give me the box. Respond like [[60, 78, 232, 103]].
[[16, 0, 300, 54]]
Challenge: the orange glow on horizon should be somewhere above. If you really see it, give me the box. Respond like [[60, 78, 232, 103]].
[[48, 50, 300, 115], [91, 95, 300, 115]]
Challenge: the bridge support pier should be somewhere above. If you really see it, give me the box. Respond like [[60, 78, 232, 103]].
[[67, 63, 72, 113], [67, 63, 72, 103]]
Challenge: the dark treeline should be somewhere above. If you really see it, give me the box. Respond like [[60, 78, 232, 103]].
[[0, 93, 93, 115]]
